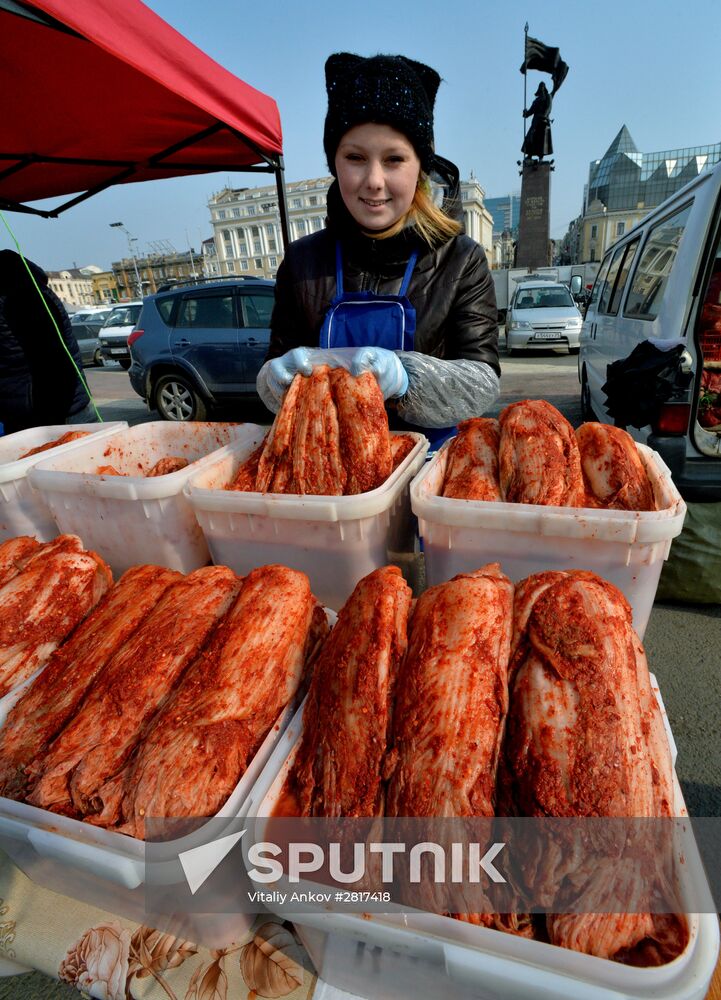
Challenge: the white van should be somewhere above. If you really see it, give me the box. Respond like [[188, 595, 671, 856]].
[[98, 300, 143, 370], [578, 159, 721, 499]]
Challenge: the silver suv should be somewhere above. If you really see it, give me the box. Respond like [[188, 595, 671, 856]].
[[506, 280, 583, 355]]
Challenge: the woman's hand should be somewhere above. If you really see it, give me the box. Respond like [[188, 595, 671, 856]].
[[350, 347, 409, 398], [263, 347, 313, 405]]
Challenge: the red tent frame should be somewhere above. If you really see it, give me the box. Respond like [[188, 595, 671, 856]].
[[0, 0, 290, 246]]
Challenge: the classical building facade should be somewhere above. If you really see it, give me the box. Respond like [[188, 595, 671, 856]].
[[577, 127, 721, 262], [91, 271, 120, 305], [47, 266, 102, 307], [110, 248, 206, 300], [201, 237, 220, 277], [208, 174, 494, 279]]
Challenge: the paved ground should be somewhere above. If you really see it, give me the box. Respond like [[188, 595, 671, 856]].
[[1, 346, 719, 998]]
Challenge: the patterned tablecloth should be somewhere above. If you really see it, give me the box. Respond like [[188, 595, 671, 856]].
[[0, 850, 326, 1000]]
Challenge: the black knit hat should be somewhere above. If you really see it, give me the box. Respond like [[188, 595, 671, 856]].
[[323, 53, 441, 176]]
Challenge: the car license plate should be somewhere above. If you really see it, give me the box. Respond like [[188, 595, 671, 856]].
[[110, 348, 126, 355], [534, 331, 562, 340]]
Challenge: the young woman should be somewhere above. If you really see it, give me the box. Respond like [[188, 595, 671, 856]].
[[257, 52, 500, 437]]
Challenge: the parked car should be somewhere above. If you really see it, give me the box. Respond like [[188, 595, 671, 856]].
[[579, 159, 721, 500], [98, 301, 143, 369], [506, 279, 583, 354], [128, 278, 275, 420], [70, 307, 113, 366]]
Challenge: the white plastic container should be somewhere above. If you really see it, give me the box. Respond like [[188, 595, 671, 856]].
[[28, 421, 264, 575], [244, 694, 719, 1000], [0, 700, 294, 948], [411, 442, 686, 639], [185, 432, 429, 610], [0, 422, 127, 542], [0, 608, 337, 947]]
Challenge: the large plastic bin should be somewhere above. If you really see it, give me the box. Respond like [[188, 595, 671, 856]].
[[28, 421, 264, 575], [243, 689, 718, 1000], [0, 695, 295, 949], [411, 441, 686, 638], [0, 422, 127, 542], [185, 431, 429, 610]]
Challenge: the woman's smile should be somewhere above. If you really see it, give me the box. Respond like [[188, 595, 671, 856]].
[[335, 123, 420, 231]]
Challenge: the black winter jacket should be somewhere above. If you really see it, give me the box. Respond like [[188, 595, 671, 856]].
[[268, 182, 500, 377], [0, 251, 88, 434]]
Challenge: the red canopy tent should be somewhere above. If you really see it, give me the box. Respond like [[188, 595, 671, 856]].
[[0, 0, 290, 245]]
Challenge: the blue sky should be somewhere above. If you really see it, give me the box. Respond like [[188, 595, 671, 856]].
[[3, 0, 720, 271]]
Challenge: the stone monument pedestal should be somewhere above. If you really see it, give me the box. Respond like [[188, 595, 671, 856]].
[[516, 160, 552, 269]]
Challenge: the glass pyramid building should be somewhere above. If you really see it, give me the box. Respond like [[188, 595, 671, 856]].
[[587, 126, 721, 213]]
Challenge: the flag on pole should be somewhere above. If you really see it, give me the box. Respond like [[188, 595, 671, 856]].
[[520, 35, 569, 95]]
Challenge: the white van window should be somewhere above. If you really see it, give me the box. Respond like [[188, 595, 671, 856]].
[[102, 304, 141, 327], [624, 203, 692, 320], [607, 239, 640, 316], [598, 244, 626, 315], [587, 254, 612, 310]]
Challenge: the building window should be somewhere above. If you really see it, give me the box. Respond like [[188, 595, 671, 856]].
[[269, 256, 277, 267], [253, 240, 262, 254], [239, 243, 247, 256], [262, 202, 276, 212], [247, 205, 256, 215], [296, 220, 307, 237], [226, 260, 235, 272], [292, 198, 302, 208], [309, 195, 318, 206], [590, 224, 598, 239], [268, 238, 277, 252], [255, 258, 263, 269], [616, 221, 625, 236], [222, 229, 231, 241], [232, 208, 240, 218], [313, 217, 323, 232], [251, 226, 260, 238], [241, 260, 249, 271], [218, 210, 226, 219]]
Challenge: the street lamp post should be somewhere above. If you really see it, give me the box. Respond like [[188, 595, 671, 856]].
[[110, 222, 143, 299]]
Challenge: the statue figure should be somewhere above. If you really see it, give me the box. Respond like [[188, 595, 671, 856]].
[[522, 82, 553, 161]]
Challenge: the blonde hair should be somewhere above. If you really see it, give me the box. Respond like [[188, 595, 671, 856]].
[[367, 172, 462, 246]]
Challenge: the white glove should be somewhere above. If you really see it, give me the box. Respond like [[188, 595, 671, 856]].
[[350, 347, 409, 399], [257, 347, 313, 410]]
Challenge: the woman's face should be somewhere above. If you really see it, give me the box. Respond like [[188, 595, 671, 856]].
[[335, 123, 421, 231]]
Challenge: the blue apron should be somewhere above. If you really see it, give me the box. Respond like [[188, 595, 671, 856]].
[[319, 242, 454, 448], [319, 242, 417, 350]]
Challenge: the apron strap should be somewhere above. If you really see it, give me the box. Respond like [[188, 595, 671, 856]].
[[399, 251, 418, 296], [335, 241, 344, 296], [335, 242, 418, 298]]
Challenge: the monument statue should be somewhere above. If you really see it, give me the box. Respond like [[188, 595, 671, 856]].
[[522, 81, 553, 161], [516, 28, 569, 268]]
